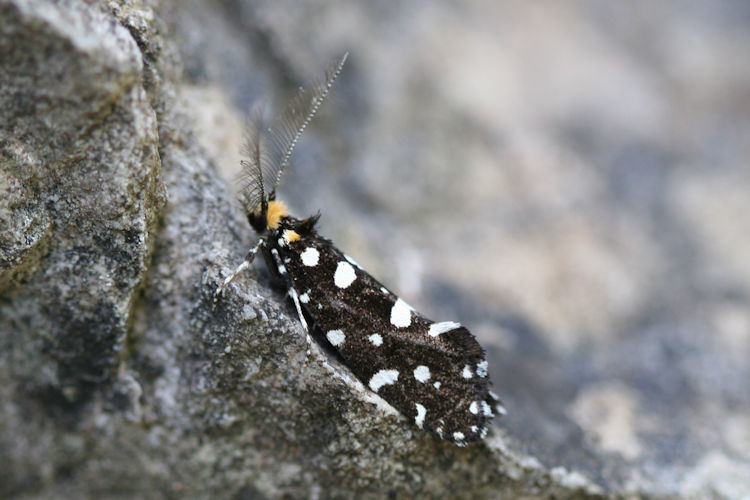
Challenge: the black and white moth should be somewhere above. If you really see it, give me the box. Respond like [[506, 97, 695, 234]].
[[214, 54, 504, 446]]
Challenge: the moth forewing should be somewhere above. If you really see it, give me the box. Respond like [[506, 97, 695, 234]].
[[264, 219, 498, 445]]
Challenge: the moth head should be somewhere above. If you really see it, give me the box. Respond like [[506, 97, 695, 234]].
[[247, 204, 267, 233], [247, 196, 289, 233]]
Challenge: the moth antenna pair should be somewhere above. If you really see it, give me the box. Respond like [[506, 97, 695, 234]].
[[215, 53, 348, 303], [238, 53, 349, 222]]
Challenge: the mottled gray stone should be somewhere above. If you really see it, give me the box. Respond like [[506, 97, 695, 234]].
[[0, 0, 165, 492], [2, 0, 750, 498]]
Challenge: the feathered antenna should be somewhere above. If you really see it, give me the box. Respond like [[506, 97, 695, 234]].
[[238, 53, 348, 217], [238, 104, 270, 217]]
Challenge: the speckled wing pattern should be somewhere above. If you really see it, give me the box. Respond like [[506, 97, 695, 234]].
[[269, 220, 500, 445]]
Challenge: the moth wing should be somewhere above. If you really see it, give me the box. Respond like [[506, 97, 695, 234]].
[[278, 234, 496, 443]]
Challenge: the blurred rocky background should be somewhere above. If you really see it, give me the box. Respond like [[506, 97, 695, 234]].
[[1, 0, 749, 498]]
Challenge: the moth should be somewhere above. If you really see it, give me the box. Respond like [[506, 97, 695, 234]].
[[214, 54, 504, 446]]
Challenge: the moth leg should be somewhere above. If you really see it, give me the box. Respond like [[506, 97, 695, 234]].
[[269, 248, 313, 357], [288, 285, 313, 357], [213, 238, 265, 308]]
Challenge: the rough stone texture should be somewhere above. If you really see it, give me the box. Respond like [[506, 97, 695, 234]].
[[0, 0, 165, 493], [1, 0, 749, 498]]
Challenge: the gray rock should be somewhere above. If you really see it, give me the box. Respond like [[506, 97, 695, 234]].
[[2, 0, 750, 498]]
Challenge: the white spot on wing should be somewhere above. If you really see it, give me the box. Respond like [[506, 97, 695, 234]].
[[300, 247, 320, 267], [414, 403, 426, 429], [380, 287, 389, 294], [428, 321, 461, 337], [469, 401, 479, 415], [368, 369, 399, 392], [476, 360, 488, 378], [462, 365, 473, 379], [433, 381, 441, 389], [368, 333, 383, 346], [326, 329, 345, 347], [299, 292, 309, 303], [413, 365, 431, 383], [277, 238, 286, 247], [453, 431, 465, 442], [471, 425, 478, 434], [334, 261, 356, 288], [390, 298, 412, 328]]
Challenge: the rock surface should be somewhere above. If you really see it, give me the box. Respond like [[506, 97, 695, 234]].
[[1, 0, 749, 498]]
